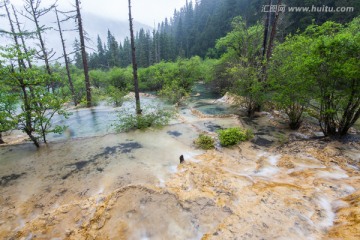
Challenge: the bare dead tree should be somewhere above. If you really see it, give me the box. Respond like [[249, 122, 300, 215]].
[[12, 4, 33, 69], [3, 0, 26, 70], [22, 0, 56, 91], [266, 0, 282, 61], [262, 0, 272, 59], [75, 0, 91, 107], [55, 6, 78, 106], [128, 0, 142, 114]]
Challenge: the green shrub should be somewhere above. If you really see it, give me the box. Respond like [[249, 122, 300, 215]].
[[218, 127, 252, 147], [113, 105, 174, 132], [158, 83, 188, 104], [194, 134, 215, 150], [106, 86, 127, 107]]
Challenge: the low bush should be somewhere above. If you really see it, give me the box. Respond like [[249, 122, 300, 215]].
[[158, 83, 188, 104], [218, 127, 253, 147], [106, 86, 127, 107], [194, 134, 215, 150], [113, 104, 174, 132]]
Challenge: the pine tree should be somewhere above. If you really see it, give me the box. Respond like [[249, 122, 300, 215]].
[[106, 30, 120, 67], [73, 38, 83, 69], [96, 35, 106, 68], [120, 37, 132, 67], [137, 28, 149, 67]]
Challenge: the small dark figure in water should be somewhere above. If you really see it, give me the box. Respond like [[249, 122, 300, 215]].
[[180, 155, 184, 164]]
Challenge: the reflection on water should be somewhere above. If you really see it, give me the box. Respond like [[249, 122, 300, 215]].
[[90, 109, 99, 132], [194, 102, 236, 115], [190, 83, 221, 100], [49, 108, 118, 140], [49, 97, 167, 141], [189, 83, 238, 115]]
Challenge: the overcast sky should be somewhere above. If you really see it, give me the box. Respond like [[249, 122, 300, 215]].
[[9, 0, 188, 26]]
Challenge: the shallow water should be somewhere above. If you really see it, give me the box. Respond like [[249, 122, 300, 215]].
[[48, 97, 167, 141], [188, 83, 238, 116], [50, 108, 118, 140]]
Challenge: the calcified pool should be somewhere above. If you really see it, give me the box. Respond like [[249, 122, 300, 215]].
[[1, 89, 359, 239]]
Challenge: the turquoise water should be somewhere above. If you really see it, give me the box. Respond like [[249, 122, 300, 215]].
[[188, 83, 238, 115], [49, 107, 118, 140], [46, 83, 237, 141], [48, 97, 166, 141]]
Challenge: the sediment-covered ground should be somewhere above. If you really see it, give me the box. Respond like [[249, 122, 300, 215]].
[[0, 104, 359, 239]]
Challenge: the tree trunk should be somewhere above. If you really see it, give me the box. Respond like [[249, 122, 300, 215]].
[[9, 63, 38, 148], [256, 0, 273, 113], [0, 133, 4, 144], [338, 89, 360, 136], [262, 0, 272, 58], [266, 0, 282, 61], [128, 0, 142, 114], [42, 126, 47, 143], [27, 131, 40, 148], [319, 96, 337, 136], [19, 78, 40, 148], [55, 7, 78, 106], [76, 0, 92, 108]]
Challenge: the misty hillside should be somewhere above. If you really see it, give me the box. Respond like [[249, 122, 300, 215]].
[[0, 11, 152, 60], [59, 12, 152, 51]]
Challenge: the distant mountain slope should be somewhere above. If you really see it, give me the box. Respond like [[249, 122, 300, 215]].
[[67, 12, 152, 49], [0, 11, 152, 61]]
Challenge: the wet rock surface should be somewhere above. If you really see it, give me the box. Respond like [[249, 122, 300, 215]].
[[251, 137, 274, 147], [0, 173, 26, 186], [167, 130, 183, 137], [8, 185, 230, 240], [204, 122, 224, 132], [61, 141, 144, 180]]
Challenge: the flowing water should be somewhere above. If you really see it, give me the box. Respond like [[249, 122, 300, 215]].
[[0, 86, 359, 239]]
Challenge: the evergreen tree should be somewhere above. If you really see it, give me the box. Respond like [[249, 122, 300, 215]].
[[120, 37, 132, 67], [96, 35, 106, 68], [73, 38, 83, 69], [136, 28, 149, 67], [106, 30, 120, 67]]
